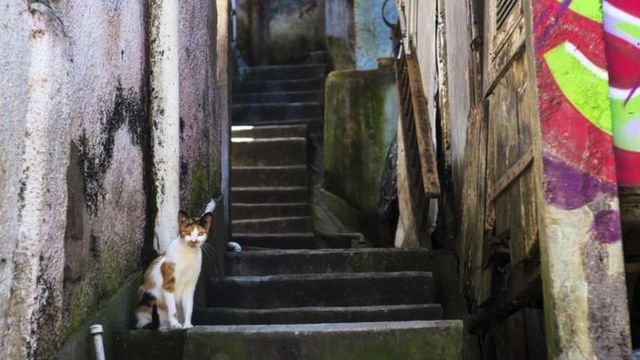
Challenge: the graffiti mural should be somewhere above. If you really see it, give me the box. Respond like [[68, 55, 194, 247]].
[[531, 0, 630, 356], [604, 0, 640, 186]]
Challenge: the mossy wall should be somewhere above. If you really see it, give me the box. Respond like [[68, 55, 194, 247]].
[[235, 0, 326, 65], [324, 60, 399, 228], [325, 0, 356, 70]]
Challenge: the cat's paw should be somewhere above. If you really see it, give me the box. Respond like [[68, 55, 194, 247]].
[[169, 320, 182, 330], [182, 323, 194, 329]]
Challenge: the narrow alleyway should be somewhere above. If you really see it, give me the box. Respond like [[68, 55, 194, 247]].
[[114, 50, 463, 358]]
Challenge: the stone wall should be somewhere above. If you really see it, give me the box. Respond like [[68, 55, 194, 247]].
[[0, 1, 228, 358], [236, 0, 326, 65], [324, 60, 399, 241]]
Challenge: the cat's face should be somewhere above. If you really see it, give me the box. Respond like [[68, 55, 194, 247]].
[[178, 211, 213, 248]]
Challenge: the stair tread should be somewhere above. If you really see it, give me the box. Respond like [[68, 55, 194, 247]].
[[232, 186, 308, 191], [232, 165, 307, 170], [226, 248, 430, 256], [198, 304, 442, 314], [221, 271, 432, 281], [246, 63, 326, 71], [232, 216, 311, 222], [232, 101, 323, 107], [231, 137, 306, 142], [190, 320, 459, 332]]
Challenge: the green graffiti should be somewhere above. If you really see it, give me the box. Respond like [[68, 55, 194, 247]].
[[558, 0, 603, 23], [617, 21, 640, 40], [611, 94, 640, 151], [544, 42, 612, 134]]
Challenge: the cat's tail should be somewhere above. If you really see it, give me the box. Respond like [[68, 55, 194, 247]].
[[135, 290, 158, 329]]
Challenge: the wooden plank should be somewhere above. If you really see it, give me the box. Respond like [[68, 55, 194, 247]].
[[517, 54, 539, 259], [395, 113, 422, 249], [470, 254, 542, 334], [460, 105, 483, 291], [406, 55, 441, 197], [489, 147, 533, 201]]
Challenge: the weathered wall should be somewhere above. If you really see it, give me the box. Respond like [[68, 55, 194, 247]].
[[1, 1, 147, 358], [325, 0, 356, 70], [179, 0, 230, 219], [530, 0, 630, 356], [324, 61, 399, 240], [236, 0, 325, 65], [1, 0, 229, 358], [354, 0, 397, 70], [604, 0, 640, 187]]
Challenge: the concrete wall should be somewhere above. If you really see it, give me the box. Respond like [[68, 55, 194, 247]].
[[236, 0, 325, 65], [0, 1, 228, 358], [325, 0, 356, 70], [324, 61, 399, 241], [354, 0, 397, 70]]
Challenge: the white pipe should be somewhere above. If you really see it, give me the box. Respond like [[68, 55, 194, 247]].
[[89, 325, 106, 360], [150, 0, 180, 252]]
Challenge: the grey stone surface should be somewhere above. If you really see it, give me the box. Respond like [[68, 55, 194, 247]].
[[231, 216, 313, 233], [231, 138, 307, 166], [231, 165, 308, 187], [224, 248, 431, 276], [232, 233, 317, 250], [207, 272, 434, 308], [114, 320, 463, 360], [193, 304, 443, 325], [232, 203, 311, 220]]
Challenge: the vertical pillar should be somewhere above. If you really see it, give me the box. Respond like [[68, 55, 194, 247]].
[[248, 0, 270, 65], [523, 0, 631, 357], [150, 0, 180, 251]]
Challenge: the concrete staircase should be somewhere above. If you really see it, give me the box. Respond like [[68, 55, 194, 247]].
[[113, 62, 463, 359], [115, 249, 462, 359], [230, 63, 327, 250]]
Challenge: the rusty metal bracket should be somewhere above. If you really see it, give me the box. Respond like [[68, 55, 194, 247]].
[[488, 147, 534, 202]]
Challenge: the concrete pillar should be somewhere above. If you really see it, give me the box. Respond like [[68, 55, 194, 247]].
[[524, 0, 631, 357], [150, 0, 181, 251]]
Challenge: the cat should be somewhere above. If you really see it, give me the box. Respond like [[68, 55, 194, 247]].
[[135, 210, 212, 330]]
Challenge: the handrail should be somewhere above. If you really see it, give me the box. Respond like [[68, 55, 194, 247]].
[[395, 46, 440, 197]]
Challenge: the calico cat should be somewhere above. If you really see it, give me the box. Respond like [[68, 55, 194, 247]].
[[135, 210, 212, 330]]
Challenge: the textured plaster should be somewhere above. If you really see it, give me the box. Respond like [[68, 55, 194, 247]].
[[354, 0, 397, 70], [1, 0, 147, 358], [179, 0, 229, 220]]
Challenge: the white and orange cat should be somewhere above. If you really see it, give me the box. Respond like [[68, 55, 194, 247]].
[[135, 210, 212, 330]]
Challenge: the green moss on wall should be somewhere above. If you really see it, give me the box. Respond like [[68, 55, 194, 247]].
[[324, 63, 399, 214], [327, 36, 355, 71], [186, 162, 219, 216]]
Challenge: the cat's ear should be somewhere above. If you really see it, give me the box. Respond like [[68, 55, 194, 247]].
[[200, 213, 213, 232], [178, 210, 189, 224]]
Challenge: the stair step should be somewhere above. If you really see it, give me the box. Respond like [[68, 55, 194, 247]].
[[193, 304, 443, 325], [242, 63, 326, 81], [231, 165, 308, 187], [114, 320, 463, 360], [224, 248, 431, 276], [235, 78, 324, 93], [234, 91, 323, 104], [231, 186, 308, 203], [232, 233, 317, 250], [231, 138, 306, 166], [231, 216, 312, 233], [207, 272, 434, 308], [232, 102, 323, 123], [232, 203, 311, 220], [231, 124, 307, 138]]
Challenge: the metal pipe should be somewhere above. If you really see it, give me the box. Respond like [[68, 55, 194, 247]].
[[89, 325, 106, 360], [149, 0, 180, 252], [231, 0, 237, 44]]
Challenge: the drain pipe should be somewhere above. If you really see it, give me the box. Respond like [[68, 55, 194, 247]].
[[149, 0, 180, 251], [89, 325, 106, 360]]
